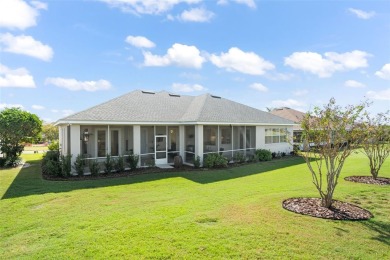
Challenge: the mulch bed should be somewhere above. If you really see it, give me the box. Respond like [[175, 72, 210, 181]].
[[282, 198, 373, 220], [344, 176, 390, 186]]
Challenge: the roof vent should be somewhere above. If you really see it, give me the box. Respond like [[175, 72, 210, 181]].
[[142, 91, 155, 94], [211, 95, 221, 99], [169, 94, 181, 97]]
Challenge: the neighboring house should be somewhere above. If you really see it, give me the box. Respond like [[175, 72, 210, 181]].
[[270, 107, 306, 143], [55, 90, 295, 167]]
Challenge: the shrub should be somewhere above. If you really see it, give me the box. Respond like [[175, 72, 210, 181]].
[[73, 154, 84, 176], [104, 154, 114, 174], [48, 141, 59, 151], [60, 154, 72, 177], [255, 149, 272, 161], [233, 152, 246, 164], [0, 157, 7, 167], [89, 160, 100, 176], [204, 153, 228, 168], [114, 155, 125, 173], [126, 153, 139, 170], [145, 158, 155, 167], [193, 155, 201, 168], [41, 151, 61, 176]]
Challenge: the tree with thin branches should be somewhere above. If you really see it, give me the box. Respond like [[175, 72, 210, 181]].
[[360, 111, 390, 179], [301, 98, 366, 208]]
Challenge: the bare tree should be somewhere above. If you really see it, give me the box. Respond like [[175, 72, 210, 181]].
[[301, 98, 366, 208], [360, 111, 390, 179]]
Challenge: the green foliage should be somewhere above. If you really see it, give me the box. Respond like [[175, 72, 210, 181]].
[[255, 149, 272, 161], [204, 153, 228, 168], [126, 153, 139, 170], [41, 151, 61, 176], [114, 155, 125, 173], [301, 97, 367, 208], [145, 158, 155, 167], [42, 124, 59, 142], [73, 154, 84, 176], [48, 140, 59, 151], [104, 154, 114, 174], [89, 160, 100, 176], [233, 152, 246, 163], [0, 108, 42, 166], [359, 111, 390, 179], [60, 154, 72, 177], [193, 155, 201, 168]]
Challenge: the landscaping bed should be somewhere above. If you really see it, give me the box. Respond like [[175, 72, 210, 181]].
[[282, 198, 373, 220], [344, 176, 390, 185]]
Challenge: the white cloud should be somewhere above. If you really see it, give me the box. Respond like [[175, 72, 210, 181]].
[[0, 0, 46, 30], [179, 7, 214, 22], [32, 104, 45, 110], [31, 1, 48, 10], [0, 103, 24, 110], [101, 0, 201, 15], [51, 109, 59, 113], [217, 0, 256, 8], [125, 35, 155, 48], [143, 43, 205, 69], [366, 89, 390, 101], [284, 50, 370, 78], [249, 83, 268, 92], [0, 63, 35, 88], [172, 83, 206, 92], [293, 89, 309, 96], [210, 47, 275, 75], [45, 78, 112, 92], [271, 99, 305, 108], [344, 80, 365, 88], [0, 33, 53, 61], [375, 63, 390, 80], [348, 8, 375, 20]]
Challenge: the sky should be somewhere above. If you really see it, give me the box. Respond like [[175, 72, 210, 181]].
[[0, 0, 389, 123]]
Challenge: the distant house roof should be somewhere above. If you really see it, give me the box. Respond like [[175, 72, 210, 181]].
[[270, 107, 306, 130], [56, 90, 295, 125]]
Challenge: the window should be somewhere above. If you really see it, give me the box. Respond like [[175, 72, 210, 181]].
[[97, 130, 106, 157], [265, 128, 288, 144]]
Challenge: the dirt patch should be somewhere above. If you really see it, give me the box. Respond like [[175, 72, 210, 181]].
[[282, 198, 373, 220], [345, 176, 390, 186]]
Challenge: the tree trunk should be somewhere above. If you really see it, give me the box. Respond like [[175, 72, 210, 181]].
[[371, 169, 378, 179], [322, 194, 333, 208]]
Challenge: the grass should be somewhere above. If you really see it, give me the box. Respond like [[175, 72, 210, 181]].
[[0, 152, 389, 259]]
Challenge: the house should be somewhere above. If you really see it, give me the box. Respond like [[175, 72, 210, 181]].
[[270, 107, 306, 143], [55, 90, 295, 167]]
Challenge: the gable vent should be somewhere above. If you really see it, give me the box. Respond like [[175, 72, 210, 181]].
[[211, 95, 221, 99], [169, 94, 181, 97], [142, 91, 155, 94]]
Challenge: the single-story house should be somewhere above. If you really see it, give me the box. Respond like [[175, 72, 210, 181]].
[[270, 107, 306, 143], [55, 90, 295, 167]]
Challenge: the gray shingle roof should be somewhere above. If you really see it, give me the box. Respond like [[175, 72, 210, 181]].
[[57, 90, 294, 125]]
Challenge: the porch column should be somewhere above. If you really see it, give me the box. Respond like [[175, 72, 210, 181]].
[[256, 126, 265, 149], [133, 125, 141, 166], [70, 124, 81, 165], [179, 125, 185, 158], [58, 126, 63, 155], [107, 125, 111, 155], [195, 125, 204, 164]]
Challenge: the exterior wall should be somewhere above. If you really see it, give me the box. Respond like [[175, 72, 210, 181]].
[[70, 124, 81, 165], [262, 125, 293, 153]]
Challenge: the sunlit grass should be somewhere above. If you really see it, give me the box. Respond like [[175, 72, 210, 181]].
[[0, 152, 388, 259]]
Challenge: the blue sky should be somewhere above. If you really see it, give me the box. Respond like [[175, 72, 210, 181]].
[[0, 0, 389, 122]]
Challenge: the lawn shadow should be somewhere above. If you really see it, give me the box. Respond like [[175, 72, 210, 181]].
[[2, 156, 307, 200], [359, 220, 390, 246]]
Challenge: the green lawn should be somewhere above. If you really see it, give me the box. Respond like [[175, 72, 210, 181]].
[[0, 153, 389, 259]]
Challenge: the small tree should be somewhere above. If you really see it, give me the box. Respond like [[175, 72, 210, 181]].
[[360, 112, 390, 179], [0, 108, 42, 166], [41, 123, 59, 142], [301, 98, 366, 208]]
